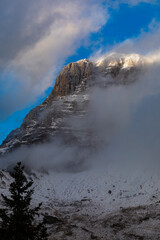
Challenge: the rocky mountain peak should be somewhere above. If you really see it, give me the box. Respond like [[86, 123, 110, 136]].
[[0, 54, 146, 155], [45, 59, 93, 104]]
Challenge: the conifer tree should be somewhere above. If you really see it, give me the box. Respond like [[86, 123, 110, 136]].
[[0, 162, 48, 240]]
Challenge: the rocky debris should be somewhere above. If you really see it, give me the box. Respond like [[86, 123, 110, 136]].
[[43, 215, 63, 225], [46, 203, 160, 240]]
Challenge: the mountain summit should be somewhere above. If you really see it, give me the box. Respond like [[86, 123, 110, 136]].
[[0, 54, 145, 155]]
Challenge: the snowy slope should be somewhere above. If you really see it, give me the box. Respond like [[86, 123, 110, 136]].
[[1, 168, 160, 239]]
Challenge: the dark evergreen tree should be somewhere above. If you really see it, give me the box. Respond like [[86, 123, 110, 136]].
[[0, 162, 48, 240]]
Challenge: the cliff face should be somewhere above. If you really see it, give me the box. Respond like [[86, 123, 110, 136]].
[[0, 54, 144, 155], [0, 59, 94, 155], [47, 59, 93, 99]]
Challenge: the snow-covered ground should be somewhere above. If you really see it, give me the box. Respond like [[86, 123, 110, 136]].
[[1, 166, 160, 239], [33, 168, 160, 214]]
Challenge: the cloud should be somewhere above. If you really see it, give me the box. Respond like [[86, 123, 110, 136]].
[[0, 0, 158, 120], [91, 16, 160, 64], [120, 0, 158, 5], [2, 60, 160, 175], [113, 30, 160, 56], [106, 0, 158, 9], [0, 0, 108, 119]]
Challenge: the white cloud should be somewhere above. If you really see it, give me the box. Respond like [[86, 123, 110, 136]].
[[91, 16, 160, 63], [0, 0, 158, 119], [120, 0, 157, 5], [0, 0, 108, 118], [108, 0, 158, 7]]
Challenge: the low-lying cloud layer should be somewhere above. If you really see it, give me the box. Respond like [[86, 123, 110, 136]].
[[2, 56, 160, 176]]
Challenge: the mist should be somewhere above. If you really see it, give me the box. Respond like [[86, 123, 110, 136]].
[[1, 57, 160, 179]]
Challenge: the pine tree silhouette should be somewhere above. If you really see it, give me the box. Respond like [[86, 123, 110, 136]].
[[0, 162, 48, 240]]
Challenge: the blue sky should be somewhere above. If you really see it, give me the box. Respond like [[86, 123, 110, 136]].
[[0, 0, 160, 144]]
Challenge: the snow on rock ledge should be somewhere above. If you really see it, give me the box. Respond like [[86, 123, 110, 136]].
[[96, 53, 146, 69]]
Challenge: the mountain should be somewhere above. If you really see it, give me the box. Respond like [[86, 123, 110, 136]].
[[1, 54, 160, 240], [0, 53, 145, 156]]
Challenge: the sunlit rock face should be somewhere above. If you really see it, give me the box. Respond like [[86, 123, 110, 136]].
[[0, 54, 145, 155], [47, 59, 93, 100]]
